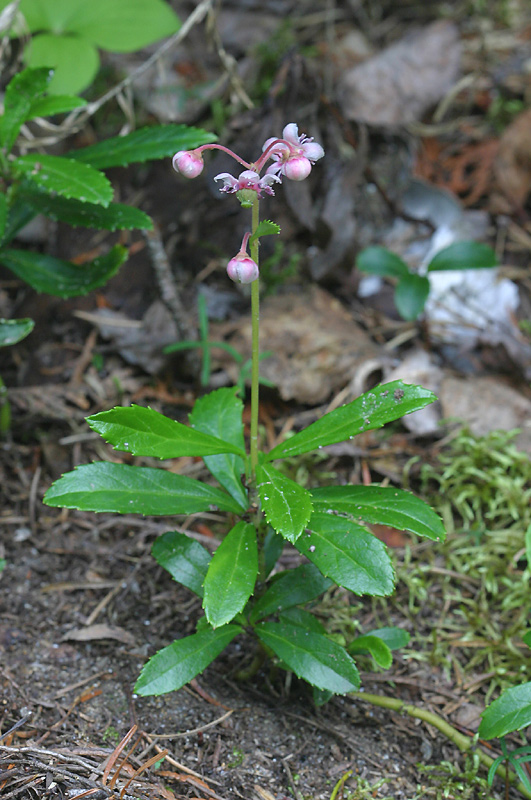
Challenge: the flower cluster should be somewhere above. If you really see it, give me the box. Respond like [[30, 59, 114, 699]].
[[172, 123, 324, 283]]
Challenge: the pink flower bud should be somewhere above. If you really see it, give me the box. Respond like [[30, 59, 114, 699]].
[[172, 150, 204, 178], [227, 252, 259, 284], [283, 156, 312, 181]]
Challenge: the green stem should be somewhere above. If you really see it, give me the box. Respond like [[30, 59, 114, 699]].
[[350, 692, 531, 798], [249, 197, 260, 480]]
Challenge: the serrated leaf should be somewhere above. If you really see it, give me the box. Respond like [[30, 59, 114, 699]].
[[249, 220, 281, 246], [348, 634, 392, 668], [267, 381, 437, 461], [479, 682, 531, 740], [189, 388, 248, 512], [135, 625, 242, 696], [278, 607, 327, 634], [313, 687, 334, 706], [64, 0, 180, 52], [427, 241, 498, 272], [19, 188, 152, 231], [356, 246, 410, 279], [256, 463, 312, 544], [14, 154, 113, 206], [256, 622, 360, 694], [0, 66, 51, 152], [151, 531, 210, 598], [203, 522, 257, 628], [395, 274, 430, 320], [87, 405, 245, 459], [68, 125, 216, 169], [249, 563, 332, 624], [296, 511, 395, 596], [0, 318, 34, 347], [43, 461, 243, 515], [311, 485, 445, 542], [27, 93, 87, 119], [0, 244, 127, 297]]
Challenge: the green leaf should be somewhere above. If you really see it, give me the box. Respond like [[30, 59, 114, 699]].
[[0, 244, 127, 297], [0, 67, 52, 152], [0, 318, 34, 347], [87, 405, 245, 459], [63, 0, 180, 52], [26, 33, 100, 95], [363, 626, 410, 650], [203, 522, 258, 628], [278, 607, 327, 635], [135, 625, 242, 696], [27, 93, 87, 119], [522, 630, 531, 649], [256, 621, 360, 694], [249, 563, 332, 624], [0, 194, 7, 243], [43, 461, 243, 515], [525, 524, 531, 571], [347, 634, 392, 668], [356, 246, 410, 279], [311, 485, 445, 542], [2, 200, 37, 245], [267, 381, 437, 461], [249, 220, 281, 247], [256, 463, 313, 544], [151, 531, 210, 598], [395, 274, 430, 320], [19, 188, 152, 231], [479, 682, 531, 739], [68, 125, 216, 169], [263, 526, 284, 576], [14, 154, 113, 206], [189, 388, 248, 512], [427, 241, 498, 272], [296, 511, 395, 596], [313, 687, 334, 706]]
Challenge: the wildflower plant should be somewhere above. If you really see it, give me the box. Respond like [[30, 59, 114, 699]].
[[44, 123, 445, 700]]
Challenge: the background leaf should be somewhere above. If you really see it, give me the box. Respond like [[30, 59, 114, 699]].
[[0, 318, 34, 347], [25, 33, 99, 94], [69, 125, 216, 169], [395, 274, 430, 320], [256, 463, 313, 544], [151, 531, 210, 598], [479, 682, 531, 739], [87, 404, 245, 459], [296, 511, 395, 596], [356, 246, 410, 279], [0, 244, 127, 297], [0, 67, 51, 151], [249, 563, 332, 623], [0, 194, 6, 243], [427, 241, 498, 272], [347, 634, 392, 668], [135, 625, 242, 696], [311, 485, 445, 541], [189, 388, 248, 511], [43, 461, 242, 515], [267, 381, 437, 461], [14, 154, 113, 206], [203, 522, 257, 628], [256, 621, 360, 694], [19, 188, 152, 231]]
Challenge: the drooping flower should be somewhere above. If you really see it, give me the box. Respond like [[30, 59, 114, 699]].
[[172, 150, 204, 178], [226, 251, 259, 284], [262, 123, 324, 181]]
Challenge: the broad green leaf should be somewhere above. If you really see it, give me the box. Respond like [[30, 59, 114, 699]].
[[0, 318, 34, 347], [249, 219, 281, 246], [189, 388, 248, 512], [479, 682, 531, 739], [263, 526, 284, 576], [522, 630, 531, 649], [19, 188, 152, 231], [256, 463, 313, 544], [311, 485, 445, 542], [427, 241, 498, 272], [43, 461, 243, 515], [348, 634, 392, 668], [63, 0, 180, 52], [256, 621, 360, 694], [69, 125, 216, 169], [356, 246, 410, 279], [151, 531, 210, 598], [0, 194, 6, 242], [26, 33, 100, 95], [278, 607, 327, 635], [87, 405, 245, 459], [2, 200, 37, 245], [524, 523, 531, 570], [363, 626, 410, 650], [135, 625, 242, 696], [27, 94, 87, 119], [267, 381, 437, 461], [0, 244, 127, 297], [395, 274, 430, 320], [14, 154, 113, 206], [9, 0, 78, 31], [296, 512, 395, 596], [203, 522, 257, 628], [249, 563, 332, 624], [0, 67, 51, 152]]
